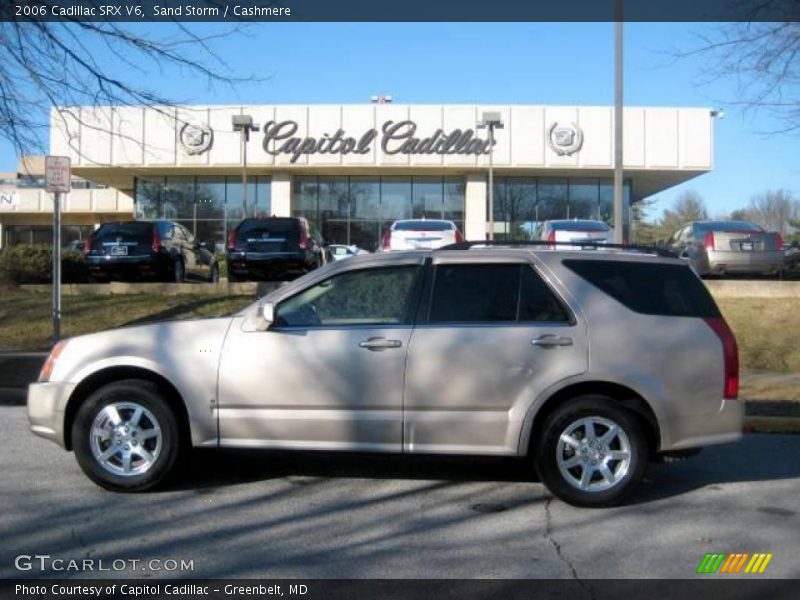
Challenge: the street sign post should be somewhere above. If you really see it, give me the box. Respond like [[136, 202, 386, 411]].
[[45, 156, 71, 343]]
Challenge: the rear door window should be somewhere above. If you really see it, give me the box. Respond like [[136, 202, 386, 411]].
[[563, 259, 721, 318], [427, 263, 571, 324]]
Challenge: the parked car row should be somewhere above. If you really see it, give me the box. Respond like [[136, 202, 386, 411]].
[[60, 216, 800, 282]]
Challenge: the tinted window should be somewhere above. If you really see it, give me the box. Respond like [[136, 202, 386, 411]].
[[563, 259, 721, 318], [275, 266, 420, 327], [394, 220, 453, 232], [551, 221, 609, 232], [429, 264, 519, 323], [696, 221, 763, 233], [93, 222, 152, 243], [239, 218, 300, 235], [519, 267, 571, 323]]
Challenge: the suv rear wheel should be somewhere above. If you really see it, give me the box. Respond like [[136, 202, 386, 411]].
[[534, 396, 648, 507], [71, 380, 183, 492]]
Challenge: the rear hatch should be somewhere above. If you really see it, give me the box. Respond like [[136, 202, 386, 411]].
[[234, 218, 302, 254], [89, 222, 153, 257], [388, 220, 458, 250], [551, 221, 612, 247]]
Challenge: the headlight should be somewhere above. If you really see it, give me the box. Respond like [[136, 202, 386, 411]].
[[39, 340, 68, 382]]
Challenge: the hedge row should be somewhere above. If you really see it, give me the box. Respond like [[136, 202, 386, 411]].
[[0, 244, 89, 284]]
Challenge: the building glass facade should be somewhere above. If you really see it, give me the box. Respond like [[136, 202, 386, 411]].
[[292, 176, 466, 251], [134, 175, 271, 249], [491, 177, 631, 239]]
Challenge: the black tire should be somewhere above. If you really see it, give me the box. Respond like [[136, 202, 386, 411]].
[[534, 396, 648, 508], [208, 263, 220, 283], [71, 379, 184, 492], [172, 259, 185, 283]]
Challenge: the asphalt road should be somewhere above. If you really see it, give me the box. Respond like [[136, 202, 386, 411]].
[[1, 406, 798, 581]]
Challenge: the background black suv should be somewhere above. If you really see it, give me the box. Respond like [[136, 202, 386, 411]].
[[226, 216, 327, 281], [85, 220, 219, 283]]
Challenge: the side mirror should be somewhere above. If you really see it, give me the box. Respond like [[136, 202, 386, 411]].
[[261, 301, 275, 325]]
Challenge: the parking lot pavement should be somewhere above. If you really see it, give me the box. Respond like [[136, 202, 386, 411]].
[[1, 406, 798, 580]]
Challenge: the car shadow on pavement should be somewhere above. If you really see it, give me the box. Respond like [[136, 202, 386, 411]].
[[169, 449, 539, 492], [166, 433, 800, 508], [629, 433, 800, 505]]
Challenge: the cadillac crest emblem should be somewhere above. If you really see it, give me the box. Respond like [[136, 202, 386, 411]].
[[179, 122, 214, 155], [548, 122, 583, 156]]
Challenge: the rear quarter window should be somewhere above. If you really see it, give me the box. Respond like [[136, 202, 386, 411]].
[[563, 259, 721, 318]]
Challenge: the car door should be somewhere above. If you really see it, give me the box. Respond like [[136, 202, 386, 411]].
[[403, 256, 588, 455], [217, 258, 425, 451]]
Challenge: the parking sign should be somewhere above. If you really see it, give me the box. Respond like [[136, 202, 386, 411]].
[[45, 156, 71, 193]]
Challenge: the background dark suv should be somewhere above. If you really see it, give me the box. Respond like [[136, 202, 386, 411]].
[[85, 220, 219, 283], [226, 216, 327, 281]]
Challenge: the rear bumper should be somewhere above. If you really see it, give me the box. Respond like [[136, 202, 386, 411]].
[[706, 250, 785, 274], [27, 381, 76, 449], [227, 252, 312, 279], [86, 255, 171, 279], [661, 398, 744, 451]]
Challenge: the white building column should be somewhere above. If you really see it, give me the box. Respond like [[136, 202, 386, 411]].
[[464, 173, 487, 241], [270, 173, 292, 217]]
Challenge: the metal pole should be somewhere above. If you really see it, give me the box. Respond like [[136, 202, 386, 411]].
[[241, 129, 248, 218], [613, 13, 624, 243], [52, 192, 61, 343], [488, 125, 495, 241]]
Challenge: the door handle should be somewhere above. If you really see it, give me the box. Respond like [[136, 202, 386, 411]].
[[531, 335, 573, 348], [359, 337, 403, 351]]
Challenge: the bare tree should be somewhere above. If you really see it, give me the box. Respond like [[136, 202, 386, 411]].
[[652, 190, 708, 240], [677, 22, 800, 133], [745, 188, 800, 234], [0, 4, 259, 160]]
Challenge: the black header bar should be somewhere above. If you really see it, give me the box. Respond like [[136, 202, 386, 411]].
[[2, 0, 800, 22]]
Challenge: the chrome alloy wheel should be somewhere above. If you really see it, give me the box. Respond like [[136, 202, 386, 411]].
[[89, 402, 162, 477], [556, 416, 632, 492]]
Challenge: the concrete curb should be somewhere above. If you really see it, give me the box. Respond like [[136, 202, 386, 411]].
[[19, 280, 283, 297], [744, 416, 800, 434]]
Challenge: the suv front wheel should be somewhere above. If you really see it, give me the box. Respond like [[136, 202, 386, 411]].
[[71, 380, 183, 492], [534, 396, 648, 507]]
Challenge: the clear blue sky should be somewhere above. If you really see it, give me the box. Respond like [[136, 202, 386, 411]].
[[3, 22, 798, 221]]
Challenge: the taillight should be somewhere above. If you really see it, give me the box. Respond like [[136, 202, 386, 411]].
[[299, 228, 308, 250], [152, 224, 162, 253], [83, 237, 92, 255], [546, 230, 556, 247], [704, 317, 739, 400], [775, 233, 783, 251], [39, 340, 67, 382], [454, 229, 464, 243], [381, 230, 392, 251], [227, 227, 237, 251], [703, 231, 715, 250]]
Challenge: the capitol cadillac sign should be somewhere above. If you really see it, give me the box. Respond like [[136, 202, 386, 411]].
[[179, 117, 586, 162], [260, 120, 496, 163]]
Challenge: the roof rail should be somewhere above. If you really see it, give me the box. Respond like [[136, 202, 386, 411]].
[[438, 240, 679, 258]]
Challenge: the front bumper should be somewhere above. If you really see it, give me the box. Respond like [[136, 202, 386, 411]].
[[27, 381, 76, 449], [662, 398, 745, 451]]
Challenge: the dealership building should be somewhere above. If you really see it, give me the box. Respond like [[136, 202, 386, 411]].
[[0, 103, 715, 250]]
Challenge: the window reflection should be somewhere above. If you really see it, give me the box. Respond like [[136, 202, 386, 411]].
[[134, 176, 271, 250]]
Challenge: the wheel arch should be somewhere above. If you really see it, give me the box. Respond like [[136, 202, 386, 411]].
[[63, 366, 191, 451], [520, 381, 662, 457]]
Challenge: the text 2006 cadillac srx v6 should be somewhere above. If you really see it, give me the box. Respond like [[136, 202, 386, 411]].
[[28, 245, 743, 507]]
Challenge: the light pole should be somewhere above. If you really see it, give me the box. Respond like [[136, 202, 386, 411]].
[[477, 112, 504, 241], [231, 114, 260, 238], [613, 7, 624, 243]]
